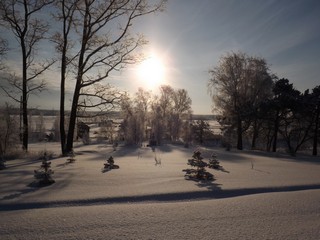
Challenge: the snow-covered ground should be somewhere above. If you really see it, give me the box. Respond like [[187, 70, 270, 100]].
[[1, 142, 320, 239]]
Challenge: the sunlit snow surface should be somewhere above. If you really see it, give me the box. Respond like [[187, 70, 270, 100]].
[[1, 142, 320, 239]]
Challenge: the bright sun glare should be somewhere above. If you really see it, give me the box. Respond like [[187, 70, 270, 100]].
[[137, 54, 166, 90]]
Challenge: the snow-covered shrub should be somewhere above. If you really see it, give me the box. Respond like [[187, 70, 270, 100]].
[[208, 153, 228, 173], [34, 151, 55, 185], [66, 149, 76, 163], [183, 150, 213, 180], [102, 155, 119, 172], [208, 153, 220, 169]]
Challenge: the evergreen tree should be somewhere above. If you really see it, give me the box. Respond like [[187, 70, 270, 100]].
[[183, 150, 213, 180], [103, 155, 119, 172], [34, 151, 55, 185], [208, 153, 228, 172], [208, 153, 220, 169]]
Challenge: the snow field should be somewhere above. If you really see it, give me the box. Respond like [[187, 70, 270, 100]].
[[1, 142, 320, 239]]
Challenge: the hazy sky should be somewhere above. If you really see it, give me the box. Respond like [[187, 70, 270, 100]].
[[1, 0, 320, 114]]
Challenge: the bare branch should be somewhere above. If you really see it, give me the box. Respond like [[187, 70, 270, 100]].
[[27, 59, 56, 82]]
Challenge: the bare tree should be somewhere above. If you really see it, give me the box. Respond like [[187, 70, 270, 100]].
[[133, 88, 151, 142], [119, 88, 152, 145], [77, 83, 123, 115], [157, 85, 174, 140], [150, 96, 164, 145], [0, 0, 54, 151], [57, 0, 166, 153], [208, 52, 274, 150], [170, 88, 192, 141], [119, 93, 140, 145], [52, 0, 78, 154], [149, 85, 192, 144]]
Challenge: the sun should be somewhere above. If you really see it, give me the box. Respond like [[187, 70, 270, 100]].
[[136, 54, 166, 90]]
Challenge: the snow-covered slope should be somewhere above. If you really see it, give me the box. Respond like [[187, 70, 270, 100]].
[[1, 143, 320, 239]]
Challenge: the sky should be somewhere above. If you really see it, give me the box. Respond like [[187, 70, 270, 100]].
[[1, 0, 320, 114]]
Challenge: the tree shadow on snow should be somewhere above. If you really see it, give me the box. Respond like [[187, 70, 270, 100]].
[[111, 145, 141, 157], [0, 180, 46, 201], [2, 183, 320, 211], [221, 148, 320, 165], [195, 180, 222, 191]]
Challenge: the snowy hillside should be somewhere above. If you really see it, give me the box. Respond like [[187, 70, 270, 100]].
[[1, 142, 320, 239]]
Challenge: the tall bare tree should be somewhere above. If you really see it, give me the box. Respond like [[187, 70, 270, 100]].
[[120, 93, 141, 145], [0, 0, 54, 151], [134, 88, 151, 141], [52, 0, 78, 154], [119, 88, 151, 145], [55, 0, 166, 153], [170, 89, 192, 141], [149, 85, 192, 143], [208, 52, 274, 150]]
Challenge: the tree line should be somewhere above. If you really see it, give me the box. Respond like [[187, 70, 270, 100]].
[[208, 52, 320, 156], [119, 86, 194, 146], [1, 1, 318, 157]]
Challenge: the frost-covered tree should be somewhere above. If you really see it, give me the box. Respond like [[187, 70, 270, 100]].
[[120, 85, 192, 145], [208, 52, 274, 150], [120, 93, 144, 145], [191, 120, 212, 144], [170, 89, 192, 141], [150, 85, 192, 143]]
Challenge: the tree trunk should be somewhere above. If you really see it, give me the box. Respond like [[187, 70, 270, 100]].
[[272, 111, 279, 152], [22, 42, 28, 152], [251, 119, 258, 149], [60, 41, 67, 155], [266, 135, 272, 152], [60, 69, 66, 155], [65, 6, 89, 153], [237, 115, 243, 150], [65, 81, 81, 153], [22, 91, 28, 151], [312, 105, 319, 156]]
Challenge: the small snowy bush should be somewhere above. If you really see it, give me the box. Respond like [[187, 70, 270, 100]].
[[66, 150, 76, 163], [208, 153, 220, 169], [34, 151, 55, 186], [102, 155, 119, 172], [183, 150, 213, 180]]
